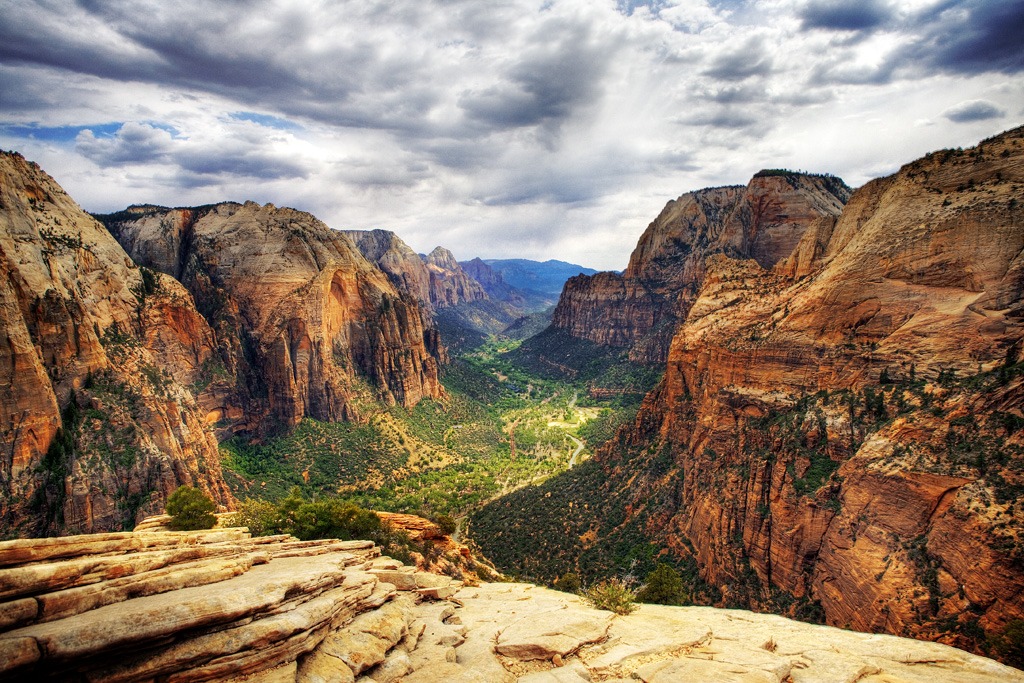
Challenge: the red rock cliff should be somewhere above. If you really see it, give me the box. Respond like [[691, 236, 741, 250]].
[[104, 204, 445, 435], [603, 127, 1024, 650], [551, 173, 850, 362], [0, 152, 233, 536]]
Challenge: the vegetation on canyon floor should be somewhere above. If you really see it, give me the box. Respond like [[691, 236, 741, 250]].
[[219, 335, 661, 529]]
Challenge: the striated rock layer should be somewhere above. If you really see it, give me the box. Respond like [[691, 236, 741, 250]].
[[551, 172, 850, 362], [477, 126, 1024, 658], [101, 204, 444, 435], [0, 527, 1018, 682], [0, 152, 232, 536]]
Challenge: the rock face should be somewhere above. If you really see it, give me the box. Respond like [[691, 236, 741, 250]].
[[551, 172, 850, 362], [422, 246, 489, 309], [476, 127, 1024, 658], [0, 152, 232, 537], [101, 204, 444, 435], [633, 129, 1024, 645], [345, 230, 526, 340], [343, 229, 435, 309], [1, 527, 1018, 682]]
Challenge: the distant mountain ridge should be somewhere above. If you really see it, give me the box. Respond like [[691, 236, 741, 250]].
[[481, 258, 598, 301]]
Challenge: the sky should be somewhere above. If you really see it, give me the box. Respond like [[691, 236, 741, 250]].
[[1, 0, 1022, 271]]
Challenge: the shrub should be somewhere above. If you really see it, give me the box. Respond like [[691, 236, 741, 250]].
[[637, 563, 688, 606], [433, 513, 457, 535], [553, 572, 582, 594], [991, 620, 1024, 669], [228, 499, 283, 536], [582, 578, 638, 615], [166, 486, 217, 530]]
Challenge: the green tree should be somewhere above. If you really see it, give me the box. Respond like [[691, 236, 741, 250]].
[[433, 513, 457, 535], [166, 486, 217, 531], [229, 499, 282, 536], [637, 563, 688, 606], [991, 620, 1024, 670]]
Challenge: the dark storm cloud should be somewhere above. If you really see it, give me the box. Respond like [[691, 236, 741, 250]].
[[799, 0, 894, 32], [0, 65, 75, 112], [458, 20, 613, 133], [682, 109, 763, 131], [942, 99, 1007, 122], [174, 149, 309, 180], [1, 1, 437, 135], [898, 0, 1024, 75]]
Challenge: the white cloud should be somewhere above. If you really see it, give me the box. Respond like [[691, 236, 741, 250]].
[[1, 0, 1022, 270]]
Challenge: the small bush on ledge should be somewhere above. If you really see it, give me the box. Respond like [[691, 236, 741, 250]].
[[166, 486, 217, 531], [582, 578, 638, 615]]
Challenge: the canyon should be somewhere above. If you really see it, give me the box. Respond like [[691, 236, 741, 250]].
[[474, 126, 1024, 656], [2, 123, 1024, 675]]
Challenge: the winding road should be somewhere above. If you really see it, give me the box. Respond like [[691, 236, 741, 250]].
[[567, 435, 584, 469]]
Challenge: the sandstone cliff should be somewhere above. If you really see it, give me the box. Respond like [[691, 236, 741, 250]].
[[342, 229, 434, 308], [422, 246, 488, 309], [551, 172, 850, 362], [1, 526, 1019, 682], [0, 152, 232, 536], [101, 204, 444, 435], [475, 127, 1024, 659], [344, 231, 525, 344]]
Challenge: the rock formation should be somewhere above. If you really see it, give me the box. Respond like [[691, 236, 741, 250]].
[[476, 127, 1024, 658], [1, 526, 1019, 682], [422, 246, 488, 309], [0, 152, 232, 537], [344, 230, 527, 342], [342, 229, 435, 309], [101, 204, 444, 435], [550, 172, 851, 362], [460, 257, 530, 309]]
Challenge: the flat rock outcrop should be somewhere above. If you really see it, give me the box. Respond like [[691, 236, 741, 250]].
[[550, 172, 850, 362], [0, 152, 232, 536], [1, 528, 1018, 682], [101, 203, 444, 434]]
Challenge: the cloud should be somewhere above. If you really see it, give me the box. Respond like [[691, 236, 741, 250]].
[[897, 0, 1024, 76], [941, 99, 1006, 123], [799, 0, 893, 32], [76, 122, 174, 164], [702, 37, 775, 81], [458, 16, 617, 139], [75, 120, 311, 181], [1, 0, 1023, 271]]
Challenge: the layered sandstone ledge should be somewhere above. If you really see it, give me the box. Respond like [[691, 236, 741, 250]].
[[0, 527, 1019, 682]]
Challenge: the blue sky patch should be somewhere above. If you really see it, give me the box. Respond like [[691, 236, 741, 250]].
[[0, 122, 124, 142], [229, 112, 301, 131]]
